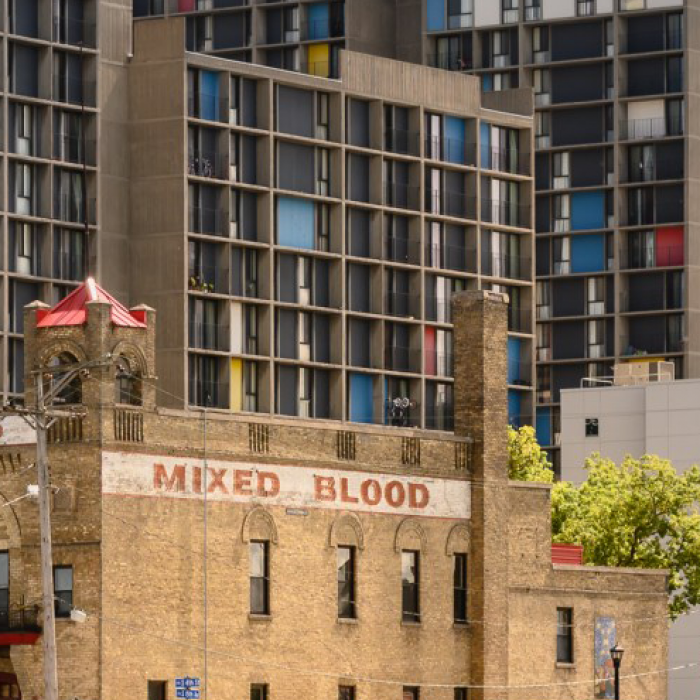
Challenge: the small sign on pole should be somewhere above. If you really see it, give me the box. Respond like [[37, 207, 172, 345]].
[[175, 677, 201, 699]]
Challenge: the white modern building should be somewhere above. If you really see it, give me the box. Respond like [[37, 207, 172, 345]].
[[560, 359, 699, 700]]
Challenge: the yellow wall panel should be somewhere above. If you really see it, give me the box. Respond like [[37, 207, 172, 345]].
[[307, 44, 330, 77], [230, 359, 242, 412]]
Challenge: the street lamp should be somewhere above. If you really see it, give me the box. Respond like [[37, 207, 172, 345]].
[[610, 644, 625, 700]]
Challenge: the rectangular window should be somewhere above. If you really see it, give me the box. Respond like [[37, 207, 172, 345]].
[[403, 687, 420, 700], [0, 552, 8, 627], [401, 551, 420, 622], [337, 546, 356, 619], [250, 541, 269, 615], [453, 553, 468, 623], [454, 690, 468, 700], [54, 565, 73, 618], [339, 686, 355, 700], [147, 681, 167, 700], [250, 684, 268, 700], [556, 608, 574, 663]]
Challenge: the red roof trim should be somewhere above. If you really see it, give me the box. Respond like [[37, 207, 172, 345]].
[[36, 279, 147, 329], [0, 632, 41, 646]]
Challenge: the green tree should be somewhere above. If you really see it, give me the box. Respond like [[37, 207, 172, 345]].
[[551, 454, 700, 618], [507, 424, 554, 483]]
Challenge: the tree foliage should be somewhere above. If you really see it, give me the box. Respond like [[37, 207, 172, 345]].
[[552, 454, 700, 618], [507, 425, 554, 484]]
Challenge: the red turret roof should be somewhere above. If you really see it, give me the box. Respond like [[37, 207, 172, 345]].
[[36, 279, 147, 329]]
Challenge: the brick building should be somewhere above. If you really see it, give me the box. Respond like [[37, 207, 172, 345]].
[[0, 282, 668, 700]]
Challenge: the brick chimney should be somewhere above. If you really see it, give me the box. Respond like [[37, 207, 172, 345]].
[[452, 290, 510, 700]]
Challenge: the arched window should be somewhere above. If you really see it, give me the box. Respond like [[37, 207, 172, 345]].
[[115, 357, 142, 406], [46, 353, 82, 405]]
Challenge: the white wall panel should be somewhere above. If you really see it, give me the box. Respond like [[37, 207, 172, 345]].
[[597, 0, 614, 13], [230, 301, 242, 354], [542, 0, 575, 20], [628, 99, 665, 122], [647, 0, 683, 8], [474, 0, 501, 27]]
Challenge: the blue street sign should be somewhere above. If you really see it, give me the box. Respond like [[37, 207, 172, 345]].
[[176, 690, 200, 699], [175, 677, 201, 695]]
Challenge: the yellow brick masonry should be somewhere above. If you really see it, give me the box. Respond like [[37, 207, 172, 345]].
[[0, 291, 667, 700]]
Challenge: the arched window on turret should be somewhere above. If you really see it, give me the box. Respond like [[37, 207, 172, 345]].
[[46, 353, 82, 405], [115, 356, 142, 406]]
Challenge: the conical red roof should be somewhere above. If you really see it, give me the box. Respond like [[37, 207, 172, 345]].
[[36, 278, 147, 329]]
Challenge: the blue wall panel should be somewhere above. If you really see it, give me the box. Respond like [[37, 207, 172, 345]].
[[571, 234, 605, 273], [508, 390, 522, 427], [308, 3, 330, 39], [426, 0, 445, 31], [444, 116, 466, 164], [480, 121, 491, 165], [571, 191, 605, 231], [536, 408, 552, 448], [350, 373, 373, 424], [200, 71, 220, 121], [507, 337, 521, 384], [278, 196, 315, 249]]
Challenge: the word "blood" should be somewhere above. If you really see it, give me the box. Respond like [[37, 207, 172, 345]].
[[314, 476, 430, 510]]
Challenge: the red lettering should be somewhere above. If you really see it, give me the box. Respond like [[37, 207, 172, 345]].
[[409, 483, 430, 509], [192, 466, 202, 494], [234, 470, 253, 496], [207, 468, 228, 494], [257, 471, 280, 498], [153, 464, 186, 492], [361, 479, 381, 506], [315, 476, 336, 502], [340, 478, 359, 504], [385, 481, 406, 508]]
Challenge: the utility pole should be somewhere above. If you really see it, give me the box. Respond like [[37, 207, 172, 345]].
[[1, 356, 110, 700]]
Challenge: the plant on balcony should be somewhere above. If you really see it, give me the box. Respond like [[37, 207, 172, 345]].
[[189, 276, 214, 293]]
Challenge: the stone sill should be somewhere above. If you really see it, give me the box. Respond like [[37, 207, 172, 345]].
[[555, 662, 576, 670], [248, 614, 272, 623]]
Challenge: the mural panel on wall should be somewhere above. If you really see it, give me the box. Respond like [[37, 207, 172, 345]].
[[595, 616, 617, 699]]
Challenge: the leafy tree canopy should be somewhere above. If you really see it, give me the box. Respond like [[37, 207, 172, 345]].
[[508, 425, 554, 483], [551, 455, 700, 618]]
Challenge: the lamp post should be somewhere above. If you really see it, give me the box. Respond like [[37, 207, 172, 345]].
[[610, 644, 625, 700]]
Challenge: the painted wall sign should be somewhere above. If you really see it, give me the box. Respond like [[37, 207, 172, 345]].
[[594, 617, 617, 699], [175, 678, 200, 699], [101, 452, 471, 520], [0, 417, 36, 446]]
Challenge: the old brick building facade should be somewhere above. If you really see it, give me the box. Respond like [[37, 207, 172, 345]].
[[0, 284, 667, 700]]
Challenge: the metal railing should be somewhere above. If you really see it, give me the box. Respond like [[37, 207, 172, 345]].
[[620, 333, 683, 357], [619, 290, 682, 313], [190, 381, 230, 410], [508, 360, 533, 387], [53, 76, 96, 107], [384, 346, 421, 373], [188, 151, 227, 180], [425, 135, 477, 165], [188, 263, 228, 294], [508, 307, 532, 334], [620, 28, 683, 55], [623, 158, 684, 184], [385, 128, 420, 157], [620, 116, 684, 141], [425, 190, 477, 219], [425, 296, 454, 324], [189, 322, 229, 352], [53, 16, 97, 48], [482, 146, 529, 176], [481, 198, 530, 228], [384, 182, 420, 211], [625, 200, 684, 227], [621, 244, 684, 270], [54, 134, 97, 167], [188, 206, 228, 237], [482, 253, 530, 281], [188, 95, 228, 123], [0, 604, 41, 633], [425, 244, 477, 273], [53, 194, 97, 225], [427, 53, 472, 72], [384, 291, 418, 318], [385, 238, 421, 265]]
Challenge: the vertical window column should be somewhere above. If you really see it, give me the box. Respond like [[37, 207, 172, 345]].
[[250, 541, 270, 615]]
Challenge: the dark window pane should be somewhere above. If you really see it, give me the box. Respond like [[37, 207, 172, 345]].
[[337, 546, 356, 618], [250, 542, 269, 615], [556, 608, 574, 663], [401, 551, 420, 622], [251, 684, 268, 700], [454, 554, 468, 623], [54, 565, 73, 618], [339, 686, 355, 700]]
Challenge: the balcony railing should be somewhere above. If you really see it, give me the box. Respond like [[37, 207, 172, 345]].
[[384, 182, 420, 211], [384, 346, 421, 373], [189, 206, 228, 237], [482, 146, 529, 176], [54, 194, 97, 225], [385, 291, 418, 318], [621, 244, 684, 270], [300, 18, 345, 41], [190, 380, 230, 410], [621, 332, 683, 357], [620, 28, 683, 55], [385, 238, 421, 265], [53, 76, 97, 107], [54, 134, 97, 167], [425, 190, 477, 219], [189, 263, 228, 295], [425, 243, 477, 273], [300, 61, 338, 79], [509, 307, 532, 334], [623, 158, 684, 184], [625, 200, 684, 227], [481, 199, 530, 228], [508, 360, 533, 387], [189, 322, 229, 352], [425, 296, 454, 324], [385, 128, 420, 157], [482, 253, 531, 281], [188, 151, 227, 180], [425, 135, 477, 165], [620, 116, 684, 141], [425, 350, 454, 377], [53, 16, 97, 48], [0, 604, 41, 633], [427, 53, 472, 72], [524, 5, 542, 21], [188, 94, 228, 123]]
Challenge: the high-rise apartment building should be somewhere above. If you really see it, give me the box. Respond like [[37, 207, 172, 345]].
[[129, 18, 535, 429], [419, 0, 690, 471], [0, 0, 131, 400]]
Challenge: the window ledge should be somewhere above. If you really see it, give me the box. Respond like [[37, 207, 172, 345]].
[[401, 620, 422, 628], [453, 621, 471, 630], [555, 662, 576, 670], [337, 617, 359, 625], [248, 613, 272, 622]]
